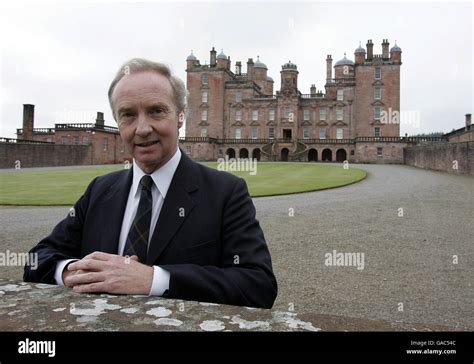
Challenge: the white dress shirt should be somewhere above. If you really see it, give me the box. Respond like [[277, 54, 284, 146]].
[[54, 148, 182, 296]]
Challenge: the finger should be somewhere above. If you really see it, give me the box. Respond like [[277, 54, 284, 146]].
[[83, 251, 114, 261], [68, 259, 109, 272], [66, 272, 104, 286], [130, 255, 139, 261], [72, 282, 105, 294]]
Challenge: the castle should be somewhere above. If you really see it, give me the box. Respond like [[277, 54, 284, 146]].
[[7, 39, 469, 172], [180, 39, 404, 163]]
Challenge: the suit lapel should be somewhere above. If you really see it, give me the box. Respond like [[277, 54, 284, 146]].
[[98, 167, 133, 254], [146, 152, 199, 265]]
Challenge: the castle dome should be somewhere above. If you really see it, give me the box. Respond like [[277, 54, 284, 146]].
[[282, 60, 297, 70], [217, 49, 227, 60], [390, 42, 402, 53], [254, 56, 267, 69], [186, 50, 197, 61], [335, 53, 355, 66], [355, 42, 366, 54]]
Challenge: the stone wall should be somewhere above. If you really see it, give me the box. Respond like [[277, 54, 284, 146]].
[[0, 279, 455, 331], [404, 141, 473, 175], [0, 143, 92, 169], [355, 142, 405, 164]]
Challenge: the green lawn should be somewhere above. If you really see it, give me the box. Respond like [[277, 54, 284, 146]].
[[0, 163, 367, 205]]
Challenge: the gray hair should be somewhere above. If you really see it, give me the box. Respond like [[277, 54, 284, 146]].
[[108, 58, 188, 119]]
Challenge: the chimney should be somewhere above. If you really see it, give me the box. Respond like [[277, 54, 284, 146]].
[[247, 58, 254, 80], [235, 61, 242, 75], [210, 47, 216, 67], [466, 114, 472, 131], [22, 104, 35, 140], [310, 84, 316, 97], [382, 39, 390, 59], [366, 40, 374, 60], [96, 112, 104, 127], [326, 55, 332, 83]]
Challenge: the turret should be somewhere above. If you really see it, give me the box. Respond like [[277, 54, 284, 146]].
[[354, 42, 366, 64], [390, 41, 402, 64]]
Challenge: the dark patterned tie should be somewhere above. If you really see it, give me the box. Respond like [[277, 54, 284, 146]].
[[123, 175, 154, 263]]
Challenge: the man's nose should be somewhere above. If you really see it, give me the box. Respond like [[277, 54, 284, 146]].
[[135, 113, 153, 137]]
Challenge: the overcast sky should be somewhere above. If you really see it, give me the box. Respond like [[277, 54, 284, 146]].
[[0, 1, 472, 138]]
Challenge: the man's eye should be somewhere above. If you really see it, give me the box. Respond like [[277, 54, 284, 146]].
[[151, 108, 164, 115], [121, 112, 134, 118]]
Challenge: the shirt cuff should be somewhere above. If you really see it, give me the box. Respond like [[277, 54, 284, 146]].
[[54, 259, 79, 286], [149, 266, 170, 296]]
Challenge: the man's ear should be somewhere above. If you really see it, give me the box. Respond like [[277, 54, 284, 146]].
[[178, 112, 185, 129]]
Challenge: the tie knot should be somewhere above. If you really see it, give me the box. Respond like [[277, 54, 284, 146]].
[[140, 175, 154, 191]]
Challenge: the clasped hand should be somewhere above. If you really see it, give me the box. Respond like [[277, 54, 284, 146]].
[[63, 252, 153, 295]]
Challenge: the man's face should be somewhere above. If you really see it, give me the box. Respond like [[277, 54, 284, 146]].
[[112, 71, 183, 174]]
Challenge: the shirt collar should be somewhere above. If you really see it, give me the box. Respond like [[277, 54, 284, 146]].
[[132, 148, 182, 199]]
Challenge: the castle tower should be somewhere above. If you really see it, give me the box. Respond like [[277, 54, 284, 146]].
[[353, 39, 401, 138], [390, 41, 402, 64], [334, 53, 355, 79], [280, 60, 298, 94], [185, 47, 231, 139], [216, 49, 228, 70], [354, 42, 366, 64]]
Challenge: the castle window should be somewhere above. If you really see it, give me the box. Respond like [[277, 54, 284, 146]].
[[268, 127, 275, 139], [251, 127, 258, 139], [61, 136, 68, 144], [303, 127, 309, 139], [252, 110, 259, 121], [82, 137, 89, 145], [319, 109, 326, 121], [202, 91, 208, 103], [375, 67, 381, 80], [375, 127, 381, 138], [337, 89, 344, 101], [377, 147, 383, 156], [202, 73, 208, 85], [284, 107, 291, 119], [103, 138, 108, 152], [235, 91, 242, 103], [72, 136, 79, 145], [336, 128, 343, 139], [374, 87, 381, 100], [235, 110, 242, 121], [336, 109, 344, 121], [201, 110, 208, 121], [269, 109, 275, 121], [303, 109, 310, 121], [235, 128, 241, 139], [319, 128, 326, 139], [374, 107, 381, 120], [201, 128, 207, 137], [185, 145, 192, 155]]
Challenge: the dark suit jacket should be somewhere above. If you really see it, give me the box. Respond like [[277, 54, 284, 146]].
[[23, 151, 278, 308]]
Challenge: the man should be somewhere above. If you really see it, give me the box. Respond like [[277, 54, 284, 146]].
[[24, 58, 277, 309]]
